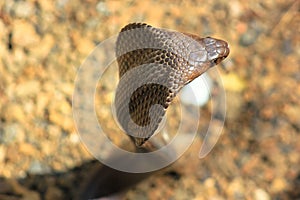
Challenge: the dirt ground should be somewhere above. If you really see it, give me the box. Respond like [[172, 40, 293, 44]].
[[0, 0, 299, 200]]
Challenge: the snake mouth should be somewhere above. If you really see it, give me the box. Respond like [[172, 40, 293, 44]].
[[212, 54, 229, 65], [215, 44, 230, 64]]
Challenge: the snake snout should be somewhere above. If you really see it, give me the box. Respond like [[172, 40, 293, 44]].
[[204, 37, 230, 66]]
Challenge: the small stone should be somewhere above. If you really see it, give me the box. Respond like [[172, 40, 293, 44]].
[[0, 20, 7, 43], [36, 93, 49, 117], [15, 80, 41, 98], [271, 178, 287, 193], [59, 82, 74, 97], [30, 34, 55, 59], [221, 72, 246, 92], [19, 143, 37, 156], [14, 1, 34, 18], [58, 98, 72, 115], [41, 141, 56, 156], [0, 145, 5, 163], [227, 178, 245, 199], [28, 160, 51, 175], [225, 92, 244, 121], [5, 146, 22, 164], [239, 28, 260, 47], [3, 103, 26, 123], [229, 1, 242, 18], [69, 132, 80, 144], [48, 98, 73, 132], [47, 125, 62, 139], [71, 31, 95, 55], [9, 48, 26, 73], [283, 105, 300, 126], [0, 123, 25, 144], [204, 177, 216, 188], [38, 0, 55, 12], [96, 2, 110, 16], [49, 111, 73, 132], [13, 20, 40, 47], [254, 188, 270, 200], [289, 151, 299, 164], [56, 0, 69, 8]]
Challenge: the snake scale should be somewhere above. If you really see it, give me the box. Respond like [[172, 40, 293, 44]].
[[115, 23, 229, 147]]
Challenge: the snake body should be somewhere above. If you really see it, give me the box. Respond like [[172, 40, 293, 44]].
[[79, 23, 230, 200], [115, 23, 229, 146]]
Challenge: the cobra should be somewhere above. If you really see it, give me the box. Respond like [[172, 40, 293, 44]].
[[114, 23, 230, 147]]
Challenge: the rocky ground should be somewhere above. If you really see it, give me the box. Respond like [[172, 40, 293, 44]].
[[0, 0, 299, 200]]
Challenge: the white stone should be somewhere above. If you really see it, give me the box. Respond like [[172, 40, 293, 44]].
[[180, 72, 212, 107], [254, 188, 270, 200]]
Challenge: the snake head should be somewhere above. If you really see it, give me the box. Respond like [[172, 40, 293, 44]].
[[203, 37, 230, 66], [184, 34, 230, 83]]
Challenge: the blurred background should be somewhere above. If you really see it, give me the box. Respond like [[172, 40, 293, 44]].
[[0, 0, 299, 199]]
